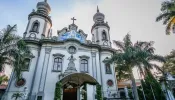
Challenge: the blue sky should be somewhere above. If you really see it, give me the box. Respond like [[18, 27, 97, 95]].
[[0, 0, 175, 57], [0, 0, 99, 34]]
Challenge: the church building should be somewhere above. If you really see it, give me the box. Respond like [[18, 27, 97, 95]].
[[5, 0, 118, 100]]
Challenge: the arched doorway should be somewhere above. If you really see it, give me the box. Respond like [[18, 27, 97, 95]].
[[59, 73, 98, 100]]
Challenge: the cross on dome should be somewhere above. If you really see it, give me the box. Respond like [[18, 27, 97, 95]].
[[71, 17, 77, 24]]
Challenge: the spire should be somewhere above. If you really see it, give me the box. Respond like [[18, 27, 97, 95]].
[[97, 6, 99, 12], [44, 0, 47, 2]]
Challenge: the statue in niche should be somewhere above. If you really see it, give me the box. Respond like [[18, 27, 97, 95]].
[[64, 55, 77, 74]]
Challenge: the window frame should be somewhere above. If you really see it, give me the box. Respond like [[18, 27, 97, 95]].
[[52, 53, 65, 72], [79, 55, 89, 73], [52, 57, 62, 72]]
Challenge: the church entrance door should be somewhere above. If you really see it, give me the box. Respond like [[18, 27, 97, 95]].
[[63, 88, 77, 100]]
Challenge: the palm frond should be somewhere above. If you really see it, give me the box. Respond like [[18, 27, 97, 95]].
[[123, 34, 132, 48], [156, 13, 171, 22], [148, 55, 166, 63], [113, 40, 125, 51], [161, 1, 175, 12]]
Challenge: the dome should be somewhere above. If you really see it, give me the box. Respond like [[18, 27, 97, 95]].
[[93, 6, 105, 22], [37, 1, 51, 14]]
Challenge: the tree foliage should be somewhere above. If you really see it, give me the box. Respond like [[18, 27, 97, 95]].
[[106, 34, 165, 100], [156, 0, 175, 35], [141, 72, 166, 100], [11, 92, 23, 100], [96, 84, 102, 100], [54, 82, 62, 100], [0, 25, 20, 71], [0, 25, 30, 81], [162, 49, 175, 75]]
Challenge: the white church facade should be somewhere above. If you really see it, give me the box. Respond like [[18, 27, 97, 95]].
[[5, 1, 118, 100]]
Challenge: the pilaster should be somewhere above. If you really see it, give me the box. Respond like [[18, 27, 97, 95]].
[[38, 47, 52, 92]]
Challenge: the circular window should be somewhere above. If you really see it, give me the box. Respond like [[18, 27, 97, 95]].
[[107, 80, 113, 87], [15, 78, 26, 87], [68, 46, 76, 54]]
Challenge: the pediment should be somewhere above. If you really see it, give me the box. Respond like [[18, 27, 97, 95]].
[[57, 24, 87, 43]]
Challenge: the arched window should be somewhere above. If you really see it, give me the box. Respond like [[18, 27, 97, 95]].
[[53, 57, 62, 71], [31, 21, 39, 32], [105, 63, 112, 74], [80, 59, 88, 72], [102, 31, 107, 40], [22, 58, 30, 71]]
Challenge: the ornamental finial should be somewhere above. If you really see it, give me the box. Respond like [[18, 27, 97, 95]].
[[97, 6, 99, 12]]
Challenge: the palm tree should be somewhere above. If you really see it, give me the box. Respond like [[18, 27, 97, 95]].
[[156, 0, 175, 35], [106, 34, 165, 100], [163, 50, 175, 75], [0, 25, 20, 71], [11, 92, 23, 100], [0, 25, 30, 81], [11, 40, 30, 81]]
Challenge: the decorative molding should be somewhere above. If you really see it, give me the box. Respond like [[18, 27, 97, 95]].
[[45, 47, 52, 54], [79, 55, 90, 59], [53, 53, 65, 58]]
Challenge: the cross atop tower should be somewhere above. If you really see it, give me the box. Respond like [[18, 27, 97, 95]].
[[71, 17, 76, 24]]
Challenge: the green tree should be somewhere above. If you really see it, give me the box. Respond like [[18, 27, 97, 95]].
[[11, 92, 23, 100], [54, 82, 62, 100], [106, 34, 165, 100], [11, 40, 30, 81], [96, 84, 102, 100], [156, 0, 175, 35], [0, 25, 30, 81], [141, 72, 166, 100], [163, 50, 175, 75], [0, 25, 20, 71]]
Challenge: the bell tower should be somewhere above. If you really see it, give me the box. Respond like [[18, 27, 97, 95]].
[[91, 6, 111, 47], [23, 0, 52, 39]]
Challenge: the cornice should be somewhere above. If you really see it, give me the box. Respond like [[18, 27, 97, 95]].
[[23, 38, 116, 53]]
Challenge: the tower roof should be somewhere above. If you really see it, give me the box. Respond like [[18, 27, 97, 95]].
[[93, 6, 105, 22], [37, 1, 51, 14]]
